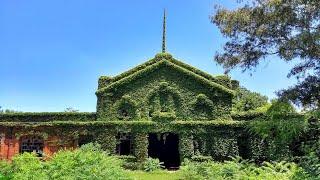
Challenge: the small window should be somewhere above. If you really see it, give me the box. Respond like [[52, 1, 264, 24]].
[[116, 133, 132, 155], [20, 136, 44, 157]]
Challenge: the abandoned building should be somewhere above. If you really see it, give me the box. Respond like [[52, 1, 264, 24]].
[[0, 12, 274, 169]]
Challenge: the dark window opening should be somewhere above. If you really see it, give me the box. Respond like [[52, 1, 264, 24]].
[[78, 135, 94, 147], [116, 133, 132, 155], [148, 133, 180, 169], [20, 136, 44, 157]]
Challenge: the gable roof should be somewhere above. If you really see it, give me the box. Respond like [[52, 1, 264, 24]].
[[96, 53, 235, 96]]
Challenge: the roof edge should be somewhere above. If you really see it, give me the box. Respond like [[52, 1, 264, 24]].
[[96, 60, 235, 96]]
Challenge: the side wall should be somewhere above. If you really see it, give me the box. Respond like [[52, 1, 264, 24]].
[[0, 127, 78, 160], [0, 112, 96, 160]]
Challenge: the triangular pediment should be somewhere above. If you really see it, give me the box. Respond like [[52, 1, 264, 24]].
[[96, 53, 235, 96]]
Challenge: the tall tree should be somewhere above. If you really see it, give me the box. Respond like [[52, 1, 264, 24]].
[[212, 0, 320, 109]]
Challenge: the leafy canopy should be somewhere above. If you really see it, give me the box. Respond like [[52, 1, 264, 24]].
[[212, 0, 320, 108], [232, 87, 269, 112]]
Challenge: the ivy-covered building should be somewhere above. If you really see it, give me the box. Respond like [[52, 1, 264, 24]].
[[0, 12, 272, 168]]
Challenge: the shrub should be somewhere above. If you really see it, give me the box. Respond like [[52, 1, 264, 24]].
[[0, 143, 131, 180], [10, 153, 47, 180], [191, 155, 213, 163], [0, 160, 11, 177], [117, 155, 139, 170], [143, 158, 164, 172], [0, 173, 10, 180], [45, 143, 130, 180], [180, 157, 306, 180], [299, 152, 320, 179], [298, 137, 320, 179]]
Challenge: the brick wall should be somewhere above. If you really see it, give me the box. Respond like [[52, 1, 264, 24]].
[[0, 133, 77, 160]]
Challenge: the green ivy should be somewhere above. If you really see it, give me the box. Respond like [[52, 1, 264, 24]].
[[0, 112, 96, 122]]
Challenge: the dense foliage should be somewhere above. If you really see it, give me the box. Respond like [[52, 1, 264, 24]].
[[232, 87, 269, 112], [0, 112, 96, 122], [0, 144, 130, 180], [181, 157, 307, 180], [212, 0, 320, 108], [246, 100, 307, 160], [96, 53, 234, 121], [278, 75, 320, 109]]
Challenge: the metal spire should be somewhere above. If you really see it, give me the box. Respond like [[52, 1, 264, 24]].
[[162, 9, 166, 53]]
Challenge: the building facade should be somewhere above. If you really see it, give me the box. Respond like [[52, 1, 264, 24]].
[[0, 13, 276, 168]]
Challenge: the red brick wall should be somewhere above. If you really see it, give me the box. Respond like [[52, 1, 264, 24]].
[[0, 134, 77, 160], [0, 137, 19, 160]]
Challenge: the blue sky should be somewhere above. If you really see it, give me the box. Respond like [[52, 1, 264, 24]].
[[0, 0, 297, 112]]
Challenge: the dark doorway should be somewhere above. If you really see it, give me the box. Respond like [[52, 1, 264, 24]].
[[237, 135, 250, 159], [148, 133, 180, 169]]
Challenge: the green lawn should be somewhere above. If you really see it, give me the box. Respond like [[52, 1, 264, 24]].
[[127, 170, 182, 180]]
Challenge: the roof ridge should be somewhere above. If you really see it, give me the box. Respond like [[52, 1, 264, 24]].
[[168, 58, 232, 88], [96, 60, 234, 96], [110, 58, 158, 83], [99, 53, 233, 89]]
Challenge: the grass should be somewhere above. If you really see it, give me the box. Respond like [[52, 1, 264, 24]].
[[127, 170, 182, 180]]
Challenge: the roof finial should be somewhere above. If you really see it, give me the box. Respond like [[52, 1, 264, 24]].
[[162, 9, 166, 53]]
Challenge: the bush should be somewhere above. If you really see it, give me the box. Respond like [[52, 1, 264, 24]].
[[10, 153, 47, 180], [143, 158, 164, 172], [0, 173, 10, 180], [0, 160, 11, 177], [0, 143, 131, 180], [180, 157, 306, 180], [299, 152, 320, 179], [45, 143, 130, 180], [117, 155, 139, 170], [297, 137, 320, 179]]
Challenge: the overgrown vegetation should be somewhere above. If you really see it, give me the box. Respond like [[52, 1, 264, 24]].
[[0, 143, 130, 180], [143, 158, 164, 172], [232, 87, 269, 112], [96, 53, 234, 121], [247, 100, 307, 160], [181, 157, 307, 180]]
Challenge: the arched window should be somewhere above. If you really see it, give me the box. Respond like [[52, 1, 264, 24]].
[[192, 94, 214, 119], [20, 136, 44, 157], [116, 95, 137, 120]]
